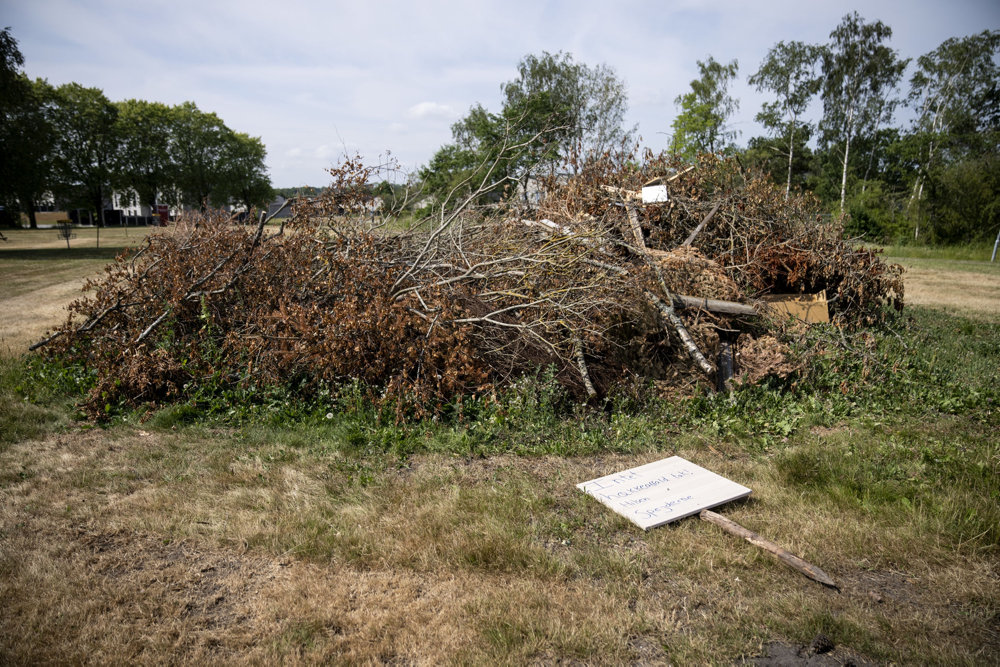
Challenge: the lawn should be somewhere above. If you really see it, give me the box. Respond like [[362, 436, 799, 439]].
[[1, 232, 997, 664], [881, 245, 1000, 321], [0, 226, 152, 354]]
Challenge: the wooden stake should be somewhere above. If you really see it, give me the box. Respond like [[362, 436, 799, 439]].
[[699, 509, 838, 589]]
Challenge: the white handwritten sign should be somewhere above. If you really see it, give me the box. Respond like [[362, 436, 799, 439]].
[[577, 456, 751, 530]]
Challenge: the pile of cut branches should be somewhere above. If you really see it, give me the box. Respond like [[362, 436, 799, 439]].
[[36, 154, 904, 418]]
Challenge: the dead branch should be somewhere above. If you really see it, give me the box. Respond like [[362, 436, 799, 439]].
[[683, 201, 722, 247], [646, 291, 715, 376], [700, 509, 838, 589]]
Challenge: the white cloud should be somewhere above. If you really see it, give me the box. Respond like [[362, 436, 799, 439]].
[[6, 0, 999, 185], [407, 102, 458, 120]]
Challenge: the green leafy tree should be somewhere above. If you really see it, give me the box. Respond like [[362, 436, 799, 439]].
[[502, 51, 631, 165], [421, 51, 631, 207], [0, 26, 22, 98], [0, 29, 55, 228], [749, 41, 823, 199], [48, 83, 121, 226], [418, 142, 482, 206], [905, 30, 1000, 236], [218, 131, 272, 212], [819, 12, 908, 211], [670, 56, 739, 160], [743, 131, 815, 193], [922, 154, 1000, 244], [115, 99, 176, 213], [420, 104, 533, 207], [170, 101, 229, 209]]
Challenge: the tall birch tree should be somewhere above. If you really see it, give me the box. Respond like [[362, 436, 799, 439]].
[[750, 41, 823, 199], [819, 13, 907, 211], [906, 30, 1000, 230]]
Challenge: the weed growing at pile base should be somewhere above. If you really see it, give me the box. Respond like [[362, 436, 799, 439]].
[[0, 356, 92, 446]]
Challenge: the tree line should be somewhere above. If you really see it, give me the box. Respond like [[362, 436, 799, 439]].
[[0, 28, 272, 228], [419, 13, 999, 245]]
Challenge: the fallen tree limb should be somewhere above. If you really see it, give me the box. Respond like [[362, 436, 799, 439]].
[[623, 200, 716, 379], [699, 509, 838, 589], [683, 201, 722, 247], [573, 336, 597, 399], [624, 202, 648, 251], [673, 294, 757, 316], [30, 252, 164, 352], [646, 291, 715, 376]]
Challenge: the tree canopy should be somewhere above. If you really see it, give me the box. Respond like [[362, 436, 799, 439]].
[[750, 41, 823, 198], [670, 56, 740, 160], [0, 27, 272, 227], [420, 51, 631, 207], [819, 12, 908, 211]]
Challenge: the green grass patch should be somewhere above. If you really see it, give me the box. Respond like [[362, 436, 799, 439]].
[[0, 357, 90, 446]]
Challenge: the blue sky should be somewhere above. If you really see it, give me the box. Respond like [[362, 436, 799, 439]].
[[3, 0, 998, 187]]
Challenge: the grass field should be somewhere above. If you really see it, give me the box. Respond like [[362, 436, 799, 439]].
[[880, 244, 1000, 322], [1, 231, 998, 664], [0, 226, 152, 355]]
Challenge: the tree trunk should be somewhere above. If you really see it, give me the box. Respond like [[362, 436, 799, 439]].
[[785, 125, 794, 201], [26, 200, 38, 229], [839, 107, 854, 212]]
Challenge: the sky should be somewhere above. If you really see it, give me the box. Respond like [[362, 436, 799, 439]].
[[3, 0, 999, 188]]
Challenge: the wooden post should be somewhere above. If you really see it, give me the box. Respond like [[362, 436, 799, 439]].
[[699, 509, 838, 589], [715, 328, 739, 393]]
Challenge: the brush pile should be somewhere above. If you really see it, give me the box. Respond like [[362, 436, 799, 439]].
[[37, 154, 904, 417]]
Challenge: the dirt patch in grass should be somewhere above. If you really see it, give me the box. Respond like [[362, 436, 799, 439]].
[[745, 638, 878, 666]]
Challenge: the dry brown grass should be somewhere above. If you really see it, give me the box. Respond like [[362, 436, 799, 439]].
[[1, 225, 152, 251], [2, 427, 996, 664], [897, 262, 1000, 320], [0, 278, 95, 355], [0, 226, 151, 356]]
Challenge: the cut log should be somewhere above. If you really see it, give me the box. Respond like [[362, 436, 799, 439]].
[[673, 294, 757, 317], [699, 509, 838, 589], [624, 202, 648, 251]]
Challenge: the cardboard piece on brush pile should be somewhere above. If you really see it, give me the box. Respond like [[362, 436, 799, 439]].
[[760, 290, 830, 324], [641, 176, 670, 204]]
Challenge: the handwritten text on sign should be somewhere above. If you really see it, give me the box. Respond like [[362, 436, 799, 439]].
[[577, 456, 752, 530]]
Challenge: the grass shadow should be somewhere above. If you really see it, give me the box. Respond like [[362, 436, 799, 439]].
[[0, 247, 138, 261]]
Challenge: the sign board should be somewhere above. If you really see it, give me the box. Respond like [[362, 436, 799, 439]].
[[577, 456, 752, 530]]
